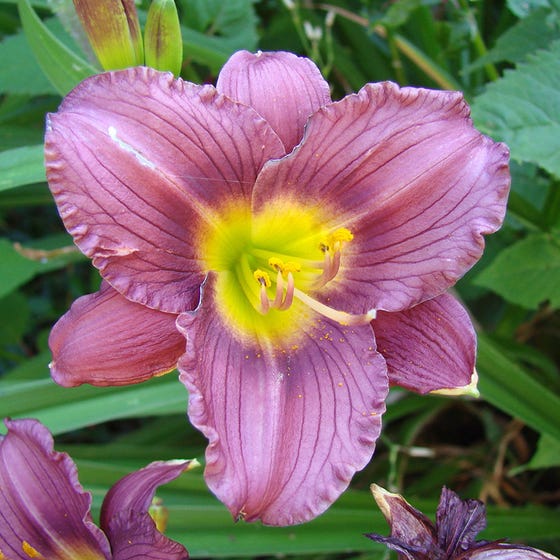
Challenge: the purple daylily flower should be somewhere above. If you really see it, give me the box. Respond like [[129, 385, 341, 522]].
[[45, 50, 510, 525], [367, 484, 559, 560], [0, 418, 191, 559]]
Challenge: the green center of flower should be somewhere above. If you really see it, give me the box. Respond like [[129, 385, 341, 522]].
[[202, 202, 374, 344]]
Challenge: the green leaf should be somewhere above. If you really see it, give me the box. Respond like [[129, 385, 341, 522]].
[[477, 334, 560, 443], [466, 6, 560, 71], [472, 40, 560, 178], [179, 0, 258, 72], [525, 433, 560, 469], [0, 125, 45, 151], [0, 238, 44, 297], [0, 144, 45, 191], [474, 233, 560, 309], [0, 365, 187, 435], [0, 291, 30, 343], [0, 24, 58, 95], [17, 0, 97, 95], [507, 0, 551, 18], [0, 235, 85, 298]]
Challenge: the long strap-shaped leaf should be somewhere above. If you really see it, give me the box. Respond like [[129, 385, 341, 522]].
[[18, 0, 97, 96], [478, 333, 560, 443]]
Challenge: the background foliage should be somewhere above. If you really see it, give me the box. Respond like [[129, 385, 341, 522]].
[[0, 0, 559, 557]]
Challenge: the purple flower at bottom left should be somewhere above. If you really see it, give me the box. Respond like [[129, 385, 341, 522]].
[[0, 418, 191, 560]]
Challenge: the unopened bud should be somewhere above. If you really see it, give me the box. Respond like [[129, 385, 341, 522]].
[[73, 0, 143, 70], [144, 0, 183, 76]]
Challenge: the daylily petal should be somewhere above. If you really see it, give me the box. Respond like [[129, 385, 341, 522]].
[[100, 460, 192, 559], [368, 484, 437, 558], [436, 486, 486, 555], [45, 66, 284, 313], [177, 274, 388, 526], [373, 293, 477, 395], [49, 283, 185, 387], [216, 50, 331, 153], [0, 418, 110, 560], [465, 545, 560, 559], [253, 82, 509, 313]]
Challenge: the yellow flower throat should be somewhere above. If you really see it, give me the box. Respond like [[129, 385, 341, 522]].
[[201, 202, 375, 344]]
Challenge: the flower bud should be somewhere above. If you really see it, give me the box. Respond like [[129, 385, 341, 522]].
[[144, 0, 183, 76], [73, 0, 144, 70]]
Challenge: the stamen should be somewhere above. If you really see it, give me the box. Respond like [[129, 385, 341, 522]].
[[271, 269, 285, 308], [259, 284, 270, 313], [268, 257, 301, 275], [254, 269, 271, 314], [253, 269, 271, 288], [277, 272, 295, 310], [313, 248, 341, 288], [293, 287, 376, 326], [268, 257, 284, 271]]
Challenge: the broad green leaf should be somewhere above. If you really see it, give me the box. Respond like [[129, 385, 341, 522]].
[[17, 0, 97, 95], [379, 0, 424, 28], [0, 144, 45, 191], [477, 333, 560, 442], [182, 0, 258, 46], [508, 0, 551, 17], [525, 433, 560, 469], [474, 233, 560, 309], [466, 6, 560, 71], [179, 0, 258, 71], [472, 40, 560, 178]]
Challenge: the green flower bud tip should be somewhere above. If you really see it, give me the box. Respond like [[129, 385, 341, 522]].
[[144, 0, 183, 76]]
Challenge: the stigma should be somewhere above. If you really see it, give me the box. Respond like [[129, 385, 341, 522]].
[[253, 228, 376, 326]]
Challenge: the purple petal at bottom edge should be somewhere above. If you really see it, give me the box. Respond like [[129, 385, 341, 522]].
[[49, 283, 187, 387], [437, 486, 486, 555], [464, 544, 559, 559], [0, 418, 110, 560], [176, 273, 389, 526], [373, 293, 478, 396], [101, 460, 192, 560]]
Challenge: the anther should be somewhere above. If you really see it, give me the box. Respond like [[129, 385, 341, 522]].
[[254, 269, 271, 314], [253, 269, 271, 288]]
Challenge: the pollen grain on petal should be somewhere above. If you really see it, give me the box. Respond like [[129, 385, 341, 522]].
[[22, 542, 44, 559]]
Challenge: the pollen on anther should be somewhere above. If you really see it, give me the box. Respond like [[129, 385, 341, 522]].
[[253, 269, 271, 288], [331, 227, 354, 243]]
